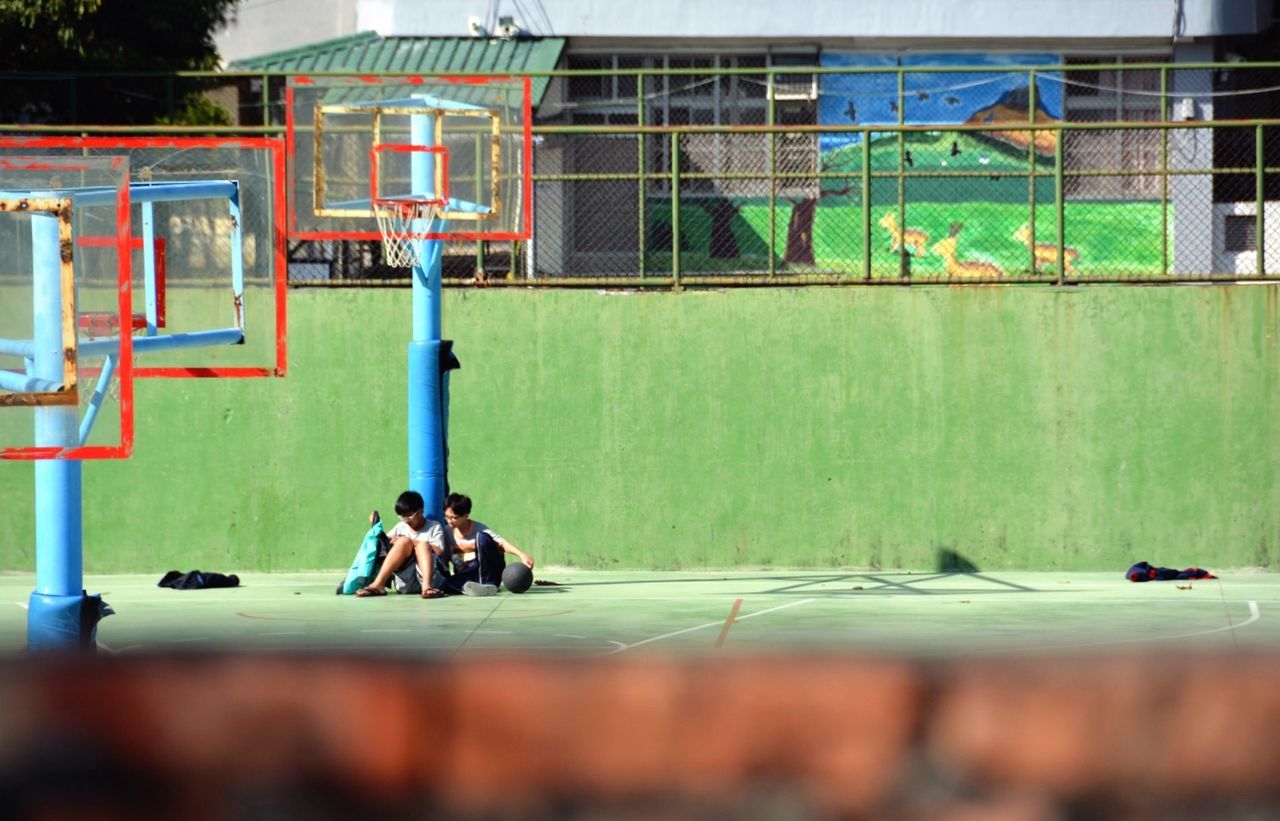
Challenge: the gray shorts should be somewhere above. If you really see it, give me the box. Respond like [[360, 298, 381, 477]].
[[390, 560, 445, 594]]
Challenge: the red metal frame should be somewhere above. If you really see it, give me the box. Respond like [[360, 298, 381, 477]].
[[1, 135, 290, 460], [370, 143, 450, 209], [76, 236, 167, 334], [1, 154, 133, 460], [286, 74, 534, 242], [0, 136, 288, 383]]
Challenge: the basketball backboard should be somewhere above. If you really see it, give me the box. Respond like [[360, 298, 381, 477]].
[[0, 137, 287, 379], [287, 75, 532, 242], [0, 155, 134, 459], [0, 137, 288, 460]]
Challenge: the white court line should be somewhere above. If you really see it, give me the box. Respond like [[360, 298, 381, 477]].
[[361, 628, 411, 634], [263, 631, 307, 637], [604, 598, 815, 654], [1042, 600, 1261, 651], [15, 602, 27, 610]]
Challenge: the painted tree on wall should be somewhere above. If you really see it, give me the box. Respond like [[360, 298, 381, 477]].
[[782, 159, 856, 266]]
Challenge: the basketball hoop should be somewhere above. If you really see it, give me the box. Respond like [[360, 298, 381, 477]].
[[373, 199, 443, 268]]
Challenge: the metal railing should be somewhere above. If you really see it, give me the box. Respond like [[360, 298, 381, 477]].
[[515, 119, 1277, 287], [0, 61, 1275, 287]]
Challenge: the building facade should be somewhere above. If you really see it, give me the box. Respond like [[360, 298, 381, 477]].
[[225, 0, 1280, 280]]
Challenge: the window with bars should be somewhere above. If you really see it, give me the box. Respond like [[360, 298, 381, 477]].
[[1224, 214, 1257, 252], [562, 54, 815, 197], [1063, 56, 1166, 199]]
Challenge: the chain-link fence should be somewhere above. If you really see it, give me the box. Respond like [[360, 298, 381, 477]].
[[1, 62, 1277, 286], [526, 120, 1277, 284], [436, 62, 1280, 286]]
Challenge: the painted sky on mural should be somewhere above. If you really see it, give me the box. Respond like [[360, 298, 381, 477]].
[[818, 53, 1063, 153]]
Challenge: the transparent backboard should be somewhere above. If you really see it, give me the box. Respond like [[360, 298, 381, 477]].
[[287, 75, 532, 241], [0, 155, 133, 459], [0, 137, 287, 379]]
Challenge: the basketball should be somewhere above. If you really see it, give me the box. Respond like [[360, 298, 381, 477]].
[[502, 563, 534, 594]]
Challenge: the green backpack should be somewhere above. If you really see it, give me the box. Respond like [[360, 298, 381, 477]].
[[337, 513, 392, 594]]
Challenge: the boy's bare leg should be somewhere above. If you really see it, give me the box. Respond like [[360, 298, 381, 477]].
[[361, 536, 414, 593], [413, 542, 443, 597]]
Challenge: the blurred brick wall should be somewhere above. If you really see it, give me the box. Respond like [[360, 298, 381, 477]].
[[2, 654, 1278, 819]]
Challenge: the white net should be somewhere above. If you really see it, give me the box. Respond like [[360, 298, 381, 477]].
[[373, 200, 442, 268]]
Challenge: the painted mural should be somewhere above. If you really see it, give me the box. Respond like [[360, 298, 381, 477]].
[[644, 54, 1163, 279], [818, 53, 1064, 153], [803, 53, 1078, 277]]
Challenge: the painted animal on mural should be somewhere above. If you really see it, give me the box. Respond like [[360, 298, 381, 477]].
[[931, 223, 1005, 279], [878, 211, 930, 257], [1013, 223, 1080, 274]]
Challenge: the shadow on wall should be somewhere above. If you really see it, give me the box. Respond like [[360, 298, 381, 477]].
[[937, 548, 980, 573]]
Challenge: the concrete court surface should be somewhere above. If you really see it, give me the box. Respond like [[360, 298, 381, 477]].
[[2, 568, 1275, 657]]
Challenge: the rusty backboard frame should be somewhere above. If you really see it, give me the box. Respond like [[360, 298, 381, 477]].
[[314, 104, 496, 225], [0, 197, 77, 408], [286, 75, 532, 243]]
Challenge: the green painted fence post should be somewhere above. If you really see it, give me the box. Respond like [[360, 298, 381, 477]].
[[261, 73, 271, 128], [638, 74, 647, 277], [1055, 125, 1066, 286], [768, 70, 777, 278], [897, 69, 908, 279], [475, 131, 486, 278], [1160, 67, 1170, 278], [1028, 69, 1038, 276], [862, 129, 871, 280], [1258, 123, 1266, 277], [671, 130, 682, 290]]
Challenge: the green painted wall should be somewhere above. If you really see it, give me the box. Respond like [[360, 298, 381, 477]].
[[2, 285, 1278, 573]]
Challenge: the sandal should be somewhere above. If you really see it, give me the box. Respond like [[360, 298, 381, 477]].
[[421, 587, 445, 599], [355, 586, 386, 597]]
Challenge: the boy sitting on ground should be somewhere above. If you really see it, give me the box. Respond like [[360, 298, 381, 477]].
[[440, 492, 534, 595], [355, 490, 449, 599]]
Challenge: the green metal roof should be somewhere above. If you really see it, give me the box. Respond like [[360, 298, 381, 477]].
[[231, 32, 564, 106]]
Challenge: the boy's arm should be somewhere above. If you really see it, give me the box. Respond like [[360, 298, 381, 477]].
[[497, 538, 534, 569], [422, 521, 449, 557], [417, 536, 444, 556]]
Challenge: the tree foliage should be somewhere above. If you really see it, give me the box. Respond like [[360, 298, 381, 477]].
[[0, 0, 240, 124]]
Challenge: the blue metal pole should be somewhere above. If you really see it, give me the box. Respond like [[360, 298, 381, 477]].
[[71, 180, 240, 207], [228, 187, 246, 330], [407, 110, 447, 523], [0, 337, 35, 357], [80, 327, 243, 358], [78, 354, 116, 446], [0, 371, 61, 393], [141, 201, 158, 335], [28, 210, 84, 652], [410, 113, 441, 342]]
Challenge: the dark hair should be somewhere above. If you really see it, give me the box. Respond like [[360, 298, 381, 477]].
[[395, 490, 425, 517], [443, 492, 472, 517]]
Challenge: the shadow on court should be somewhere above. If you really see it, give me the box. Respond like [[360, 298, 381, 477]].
[[552, 570, 1039, 596]]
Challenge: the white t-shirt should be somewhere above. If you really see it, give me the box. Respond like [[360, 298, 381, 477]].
[[452, 520, 501, 565], [387, 518, 448, 550]]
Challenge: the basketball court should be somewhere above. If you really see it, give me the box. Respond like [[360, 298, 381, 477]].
[[1, 76, 1276, 664], [0, 64, 1278, 820], [1, 568, 1274, 657], [0, 78, 528, 649]]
